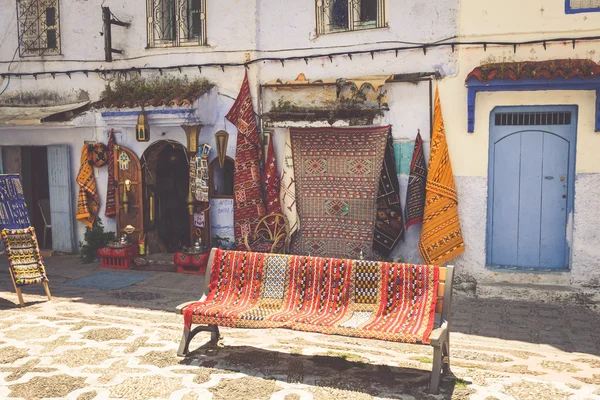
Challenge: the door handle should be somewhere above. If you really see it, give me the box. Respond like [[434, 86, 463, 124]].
[[562, 194, 567, 199]]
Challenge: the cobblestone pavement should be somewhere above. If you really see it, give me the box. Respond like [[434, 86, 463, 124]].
[[0, 256, 599, 399]]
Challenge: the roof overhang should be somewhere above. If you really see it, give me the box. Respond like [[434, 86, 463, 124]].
[[0, 101, 90, 126]]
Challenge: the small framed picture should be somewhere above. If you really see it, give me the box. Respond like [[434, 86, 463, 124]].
[[194, 212, 205, 227]]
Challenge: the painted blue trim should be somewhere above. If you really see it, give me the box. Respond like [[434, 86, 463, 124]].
[[100, 109, 194, 118], [466, 76, 600, 132], [565, 0, 600, 14], [486, 105, 578, 272]]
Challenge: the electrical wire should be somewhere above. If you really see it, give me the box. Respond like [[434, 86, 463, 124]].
[[1, 34, 600, 79]]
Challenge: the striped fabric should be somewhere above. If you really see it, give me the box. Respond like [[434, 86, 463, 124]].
[[2, 227, 48, 286], [183, 249, 439, 344]]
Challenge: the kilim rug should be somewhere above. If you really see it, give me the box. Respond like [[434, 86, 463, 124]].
[[226, 72, 266, 249], [373, 131, 404, 257], [262, 135, 282, 215], [279, 129, 298, 236], [105, 129, 117, 218], [418, 87, 465, 265], [1, 227, 48, 286], [183, 249, 439, 344], [290, 126, 388, 259], [0, 175, 31, 229], [405, 131, 427, 230], [76, 144, 100, 228]]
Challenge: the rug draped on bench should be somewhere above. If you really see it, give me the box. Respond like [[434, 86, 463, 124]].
[[183, 249, 439, 344]]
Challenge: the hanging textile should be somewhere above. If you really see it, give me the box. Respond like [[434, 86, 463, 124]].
[[262, 135, 283, 215], [0, 175, 31, 229], [88, 143, 108, 167], [290, 126, 388, 260], [373, 131, 404, 258], [405, 131, 427, 229], [105, 130, 117, 218], [226, 72, 266, 249], [76, 144, 100, 228], [418, 87, 465, 265], [279, 128, 298, 236]]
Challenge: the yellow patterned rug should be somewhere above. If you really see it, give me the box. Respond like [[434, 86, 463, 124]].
[[418, 86, 465, 265]]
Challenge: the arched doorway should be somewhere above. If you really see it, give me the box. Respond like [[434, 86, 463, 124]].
[[142, 140, 190, 253]]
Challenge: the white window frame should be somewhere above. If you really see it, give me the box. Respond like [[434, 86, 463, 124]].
[[316, 0, 387, 36], [147, 0, 207, 48]]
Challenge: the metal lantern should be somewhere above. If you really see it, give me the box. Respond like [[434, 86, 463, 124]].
[[136, 111, 150, 142], [215, 130, 229, 168], [181, 124, 204, 155]]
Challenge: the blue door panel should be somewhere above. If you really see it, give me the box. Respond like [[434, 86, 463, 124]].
[[487, 106, 576, 270], [490, 134, 520, 266], [540, 134, 570, 268], [517, 131, 543, 268]]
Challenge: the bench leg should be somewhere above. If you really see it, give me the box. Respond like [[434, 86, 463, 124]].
[[177, 324, 220, 357], [442, 338, 450, 375], [429, 343, 443, 394]]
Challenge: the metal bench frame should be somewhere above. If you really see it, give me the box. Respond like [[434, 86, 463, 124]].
[[176, 248, 454, 394]]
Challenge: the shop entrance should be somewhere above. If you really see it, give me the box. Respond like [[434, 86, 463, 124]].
[[142, 141, 190, 253]]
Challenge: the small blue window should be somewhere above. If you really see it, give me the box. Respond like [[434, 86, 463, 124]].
[[565, 0, 600, 14]]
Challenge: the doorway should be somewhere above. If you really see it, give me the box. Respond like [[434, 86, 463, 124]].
[[142, 141, 189, 253], [487, 106, 577, 270]]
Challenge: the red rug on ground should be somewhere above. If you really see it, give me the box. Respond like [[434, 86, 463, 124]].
[[183, 249, 439, 344], [226, 72, 266, 249]]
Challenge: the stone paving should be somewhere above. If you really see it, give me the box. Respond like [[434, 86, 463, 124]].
[[0, 255, 599, 399]]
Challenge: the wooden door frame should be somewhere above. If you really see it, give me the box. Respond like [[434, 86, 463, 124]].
[[486, 105, 578, 271]]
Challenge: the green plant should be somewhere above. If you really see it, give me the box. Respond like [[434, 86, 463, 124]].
[[100, 75, 214, 105], [79, 217, 116, 263], [211, 235, 233, 250]]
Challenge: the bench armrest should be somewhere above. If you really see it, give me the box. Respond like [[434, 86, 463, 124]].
[[429, 320, 448, 346], [175, 295, 207, 315]]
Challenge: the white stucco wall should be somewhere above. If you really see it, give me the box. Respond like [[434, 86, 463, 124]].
[[437, 0, 600, 288], [0, 0, 459, 253]]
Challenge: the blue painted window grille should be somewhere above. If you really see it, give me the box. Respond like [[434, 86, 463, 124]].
[[565, 0, 600, 14]]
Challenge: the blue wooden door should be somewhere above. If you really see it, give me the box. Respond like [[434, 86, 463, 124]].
[[47, 145, 75, 253], [487, 106, 577, 270]]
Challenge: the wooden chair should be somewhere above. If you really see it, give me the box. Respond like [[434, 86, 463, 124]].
[[38, 199, 52, 249], [243, 213, 290, 254]]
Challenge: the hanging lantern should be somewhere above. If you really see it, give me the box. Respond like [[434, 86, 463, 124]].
[[215, 130, 229, 168], [122, 179, 131, 214], [136, 110, 150, 142], [186, 189, 195, 216], [181, 124, 204, 155]]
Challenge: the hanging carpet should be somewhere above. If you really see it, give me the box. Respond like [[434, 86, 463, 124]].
[[0, 174, 31, 229], [105, 130, 117, 218], [226, 72, 266, 249], [290, 126, 388, 259], [262, 135, 283, 215], [2, 227, 48, 286], [279, 128, 299, 236], [373, 131, 404, 258], [183, 249, 439, 344], [405, 131, 427, 230], [418, 87, 465, 265], [76, 144, 100, 228]]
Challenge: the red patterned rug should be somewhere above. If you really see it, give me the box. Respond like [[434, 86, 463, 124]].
[[183, 249, 439, 344], [289, 126, 389, 260]]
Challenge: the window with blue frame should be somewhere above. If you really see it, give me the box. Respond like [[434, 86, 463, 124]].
[[565, 0, 600, 13]]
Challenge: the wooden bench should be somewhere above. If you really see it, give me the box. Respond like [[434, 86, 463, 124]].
[[176, 248, 454, 394]]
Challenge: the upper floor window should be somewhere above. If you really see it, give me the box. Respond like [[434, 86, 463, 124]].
[[565, 0, 600, 13], [147, 0, 206, 47], [16, 0, 61, 56], [316, 0, 386, 35]]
